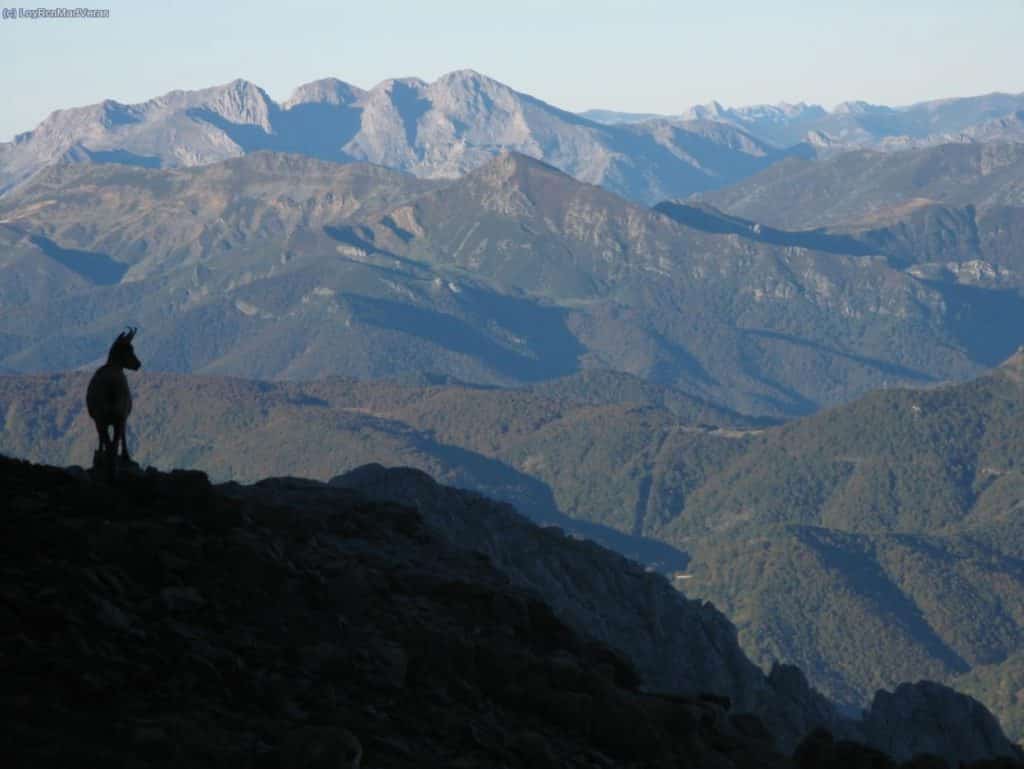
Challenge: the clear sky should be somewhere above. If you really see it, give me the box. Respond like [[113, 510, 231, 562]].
[[2, 0, 1022, 140]]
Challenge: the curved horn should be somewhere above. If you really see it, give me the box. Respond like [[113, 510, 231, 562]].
[[125, 326, 136, 341]]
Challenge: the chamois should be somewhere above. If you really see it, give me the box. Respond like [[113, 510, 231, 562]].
[[86, 327, 141, 471]]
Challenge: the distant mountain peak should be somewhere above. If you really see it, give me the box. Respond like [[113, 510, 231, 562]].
[[684, 100, 727, 120], [224, 76, 260, 91], [832, 99, 894, 115], [475, 149, 574, 185], [998, 345, 1024, 374], [283, 77, 365, 108], [375, 76, 429, 93], [201, 78, 277, 128], [437, 68, 492, 84]]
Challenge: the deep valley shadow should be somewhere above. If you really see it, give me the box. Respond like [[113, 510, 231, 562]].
[[29, 234, 127, 285], [84, 149, 162, 169], [418, 437, 692, 573], [656, 201, 876, 257], [345, 289, 585, 383], [797, 526, 970, 675], [922, 280, 1024, 366], [277, 103, 362, 162], [742, 328, 936, 383]]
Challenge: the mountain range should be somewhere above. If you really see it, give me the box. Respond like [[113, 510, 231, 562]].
[[0, 70, 800, 206], [6, 149, 1024, 416], [586, 90, 1024, 152], [4, 69, 1023, 214]]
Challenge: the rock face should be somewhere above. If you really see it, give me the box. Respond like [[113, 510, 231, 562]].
[[9, 75, 1023, 204]]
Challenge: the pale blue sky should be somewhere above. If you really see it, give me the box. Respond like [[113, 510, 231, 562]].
[[2, 0, 1022, 140]]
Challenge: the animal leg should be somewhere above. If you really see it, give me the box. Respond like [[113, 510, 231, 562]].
[[92, 422, 116, 481], [95, 421, 111, 453], [116, 420, 131, 461]]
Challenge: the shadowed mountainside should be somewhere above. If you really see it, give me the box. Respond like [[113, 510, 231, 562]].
[[696, 142, 1024, 230], [0, 454, 789, 768], [3, 452, 1022, 765]]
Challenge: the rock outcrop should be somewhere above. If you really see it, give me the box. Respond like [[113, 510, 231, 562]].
[[861, 681, 1022, 763], [2, 454, 790, 768]]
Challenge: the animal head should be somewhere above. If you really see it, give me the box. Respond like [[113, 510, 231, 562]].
[[108, 327, 141, 371]]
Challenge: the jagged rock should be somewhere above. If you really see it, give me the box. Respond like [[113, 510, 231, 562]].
[[860, 682, 1024, 763], [0, 71, 793, 205]]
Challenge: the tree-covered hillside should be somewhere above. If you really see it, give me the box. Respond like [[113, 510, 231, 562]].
[[2, 357, 1024, 742]]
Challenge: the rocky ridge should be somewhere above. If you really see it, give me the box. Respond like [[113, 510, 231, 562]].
[[0, 70, 796, 205], [590, 91, 1024, 153], [5, 450, 1017, 765], [2, 453, 786, 768]]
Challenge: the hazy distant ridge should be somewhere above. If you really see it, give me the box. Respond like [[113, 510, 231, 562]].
[[584, 90, 1024, 150], [0, 70, 799, 204]]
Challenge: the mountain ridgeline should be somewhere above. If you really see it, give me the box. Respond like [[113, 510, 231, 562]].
[[695, 141, 1024, 229], [5, 149, 1024, 417], [6, 71, 1024, 206], [589, 90, 1024, 151], [2, 450, 1022, 766], [0, 70, 798, 205]]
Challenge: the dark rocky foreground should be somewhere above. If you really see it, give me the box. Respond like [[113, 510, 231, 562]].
[[2, 455, 1022, 768]]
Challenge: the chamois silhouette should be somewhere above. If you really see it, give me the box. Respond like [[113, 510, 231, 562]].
[[87, 327, 141, 477]]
